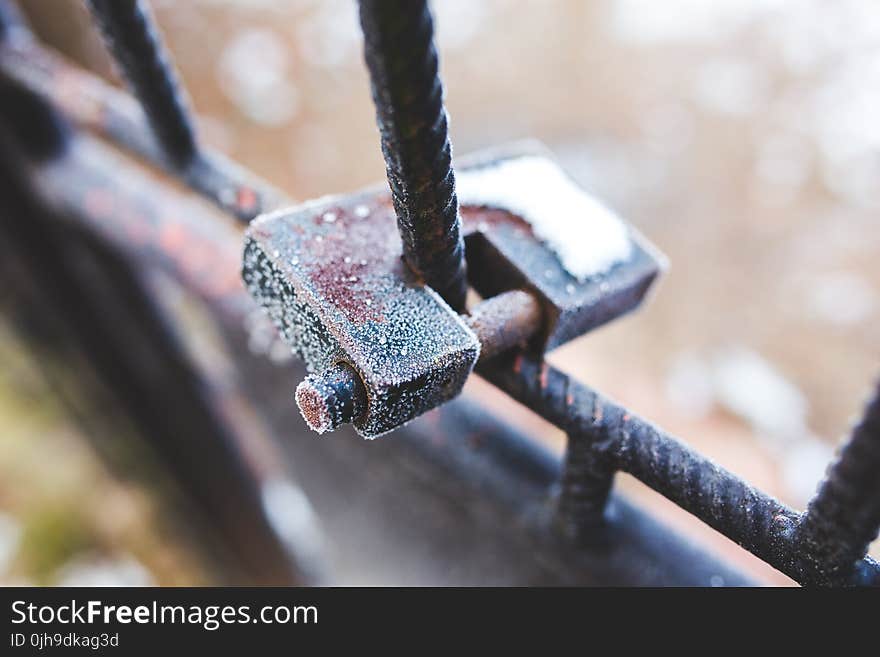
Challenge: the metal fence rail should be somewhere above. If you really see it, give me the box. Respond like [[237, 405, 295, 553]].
[[2, 0, 878, 585]]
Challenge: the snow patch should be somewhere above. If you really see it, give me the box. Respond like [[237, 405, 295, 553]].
[[457, 156, 633, 280]]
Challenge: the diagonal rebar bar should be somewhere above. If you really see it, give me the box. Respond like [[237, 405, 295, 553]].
[[797, 382, 880, 582], [86, 0, 198, 168], [478, 351, 880, 585]]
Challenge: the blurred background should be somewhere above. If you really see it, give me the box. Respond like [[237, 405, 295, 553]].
[[1, 0, 878, 585]]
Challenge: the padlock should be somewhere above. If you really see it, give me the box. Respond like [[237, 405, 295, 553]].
[[242, 142, 665, 438], [242, 189, 481, 438]]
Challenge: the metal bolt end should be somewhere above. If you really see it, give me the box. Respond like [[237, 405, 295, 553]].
[[295, 362, 367, 434], [464, 289, 543, 361]]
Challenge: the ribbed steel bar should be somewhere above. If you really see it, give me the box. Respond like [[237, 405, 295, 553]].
[[0, 36, 284, 221], [797, 382, 880, 582], [87, 0, 198, 167], [477, 351, 880, 585], [358, 0, 468, 311], [557, 430, 614, 542]]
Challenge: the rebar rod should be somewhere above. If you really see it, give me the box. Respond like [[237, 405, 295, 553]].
[[557, 431, 614, 541], [87, 0, 198, 167], [477, 351, 880, 585], [0, 37, 283, 221], [797, 382, 880, 582], [358, 0, 468, 311]]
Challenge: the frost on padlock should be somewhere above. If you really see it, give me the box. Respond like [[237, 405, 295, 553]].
[[242, 191, 480, 438]]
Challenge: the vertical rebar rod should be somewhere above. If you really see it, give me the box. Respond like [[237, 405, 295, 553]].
[[797, 382, 880, 582], [87, 0, 198, 167], [477, 355, 620, 540], [557, 431, 614, 541], [358, 0, 468, 311]]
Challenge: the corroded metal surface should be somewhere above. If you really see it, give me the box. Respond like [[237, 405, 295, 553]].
[[462, 290, 542, 362], [243, 194, 480, 438], [296, 362, 367, 434], [7, 121, 752, 584]]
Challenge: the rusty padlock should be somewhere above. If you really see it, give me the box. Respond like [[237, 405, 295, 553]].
[[242, 142, 665, 438]]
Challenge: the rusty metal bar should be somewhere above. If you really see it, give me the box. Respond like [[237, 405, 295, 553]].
[[463, 290, 543, 361], [358, 0, 468, 311], [797, 382, 880, 582], [0, 34, 284, 221], [477, 352, 880, 586], [557, 430, 614, 542], [86, 0, 197, 167]]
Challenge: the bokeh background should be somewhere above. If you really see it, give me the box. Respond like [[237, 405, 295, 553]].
[[2, 0, 878, 585]]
